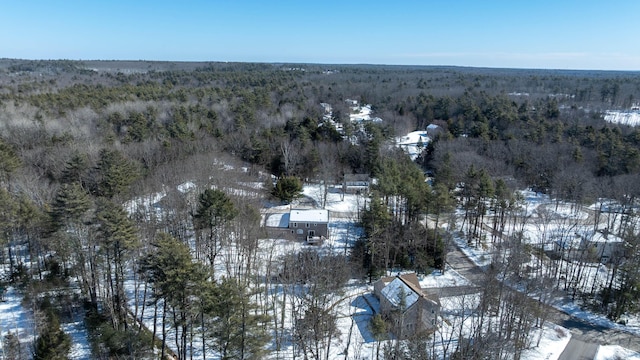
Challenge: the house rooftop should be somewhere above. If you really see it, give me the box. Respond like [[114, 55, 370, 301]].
[[289, 209, 329, 223], [380, 277, 420, 309], [378, 273, 439, 309]]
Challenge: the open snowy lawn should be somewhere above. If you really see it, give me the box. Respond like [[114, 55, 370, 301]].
[[302, 183, 367, 214], [420, 267, 471, 288], [264, 212, 288, 227]]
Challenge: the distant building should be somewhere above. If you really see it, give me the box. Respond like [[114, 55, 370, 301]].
[[288, 209, 329, 244], [342, 174, 371, 194], [373, 273, 440, 338], [396, 131, 431, 160], [426, 123, 444, 137], [553, 230, 624, 264]]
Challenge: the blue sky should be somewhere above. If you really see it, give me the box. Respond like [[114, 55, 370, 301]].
[[1, 0, 638, 70]]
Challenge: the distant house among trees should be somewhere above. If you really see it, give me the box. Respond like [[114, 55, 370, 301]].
[[396, 131, 431, 160], [373, 273, 440, 338], [426, 123, 444, 137], [553, 229, 624, 264], [288, 209, 329, 244], [342, 173, 371, 194]]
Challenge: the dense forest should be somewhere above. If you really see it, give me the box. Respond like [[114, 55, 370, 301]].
[[1, 59, 640, 359]]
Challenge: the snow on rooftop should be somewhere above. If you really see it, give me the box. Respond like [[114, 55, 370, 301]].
[[396, 131, 431, 160], [397, 131, 430, 146], [349, 104, 374, 122], [266, 212, 289, 227], [177, 181, 196, 193], [289, 209, 329, 223], [380, 277, 420, 309]]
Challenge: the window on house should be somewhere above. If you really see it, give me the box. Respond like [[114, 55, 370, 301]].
[[306, 223, 309, 228], [293, 223, 297, 227]]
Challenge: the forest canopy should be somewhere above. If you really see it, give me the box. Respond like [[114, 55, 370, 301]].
[[1, 59, 640, 359]]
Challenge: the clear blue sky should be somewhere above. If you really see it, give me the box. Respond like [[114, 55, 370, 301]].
[[2, 0, 638, 70]]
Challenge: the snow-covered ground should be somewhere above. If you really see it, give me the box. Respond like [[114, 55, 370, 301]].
[[349, 103, 382, 123], [604, 110, 640, 126], [0, 286, 90, 360], [0, 287, 36, 358], [420, 267, 471, 288], [449, 193, 640, 339], [63, 320, 92, 359], [595, 345, 640, 360], [301, 183, 366, 214], [520, 325, 571, 360]]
